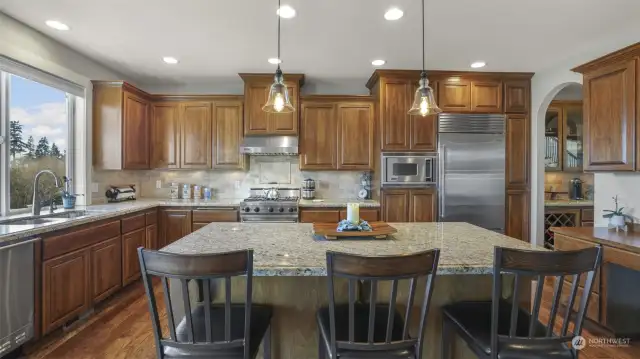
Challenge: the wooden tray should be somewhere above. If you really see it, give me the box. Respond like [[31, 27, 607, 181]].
[[313, 222, 397, 240]]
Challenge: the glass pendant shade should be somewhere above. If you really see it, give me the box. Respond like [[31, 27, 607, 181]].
[[408, 73, 442, 116], [263, 68, 295, 113]]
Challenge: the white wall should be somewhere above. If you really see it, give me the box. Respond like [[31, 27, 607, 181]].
[[0, 13, 132, 204], [530, 23, 640, 245]]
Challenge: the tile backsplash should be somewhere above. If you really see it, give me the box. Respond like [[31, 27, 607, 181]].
[[92, 156, 370, 203], [544, 172, 594, 199]]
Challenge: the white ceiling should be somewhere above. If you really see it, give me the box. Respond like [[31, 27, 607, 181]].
[[2, 0, 640, 87]]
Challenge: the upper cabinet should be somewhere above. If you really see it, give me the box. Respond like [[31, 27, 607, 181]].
[[504, 80, 530, 113], [299, 96, 374, 171], [239, 73, 305, 135], [180, 102, 212, 169], [438, 77, 502, 113], [439, 78, 472, 112], [573, 44, 640, 171], [212, 100, 245, 170], [93, 82, 151, 170], [545, 101, 584, 172], [150, 103, 180, 169]]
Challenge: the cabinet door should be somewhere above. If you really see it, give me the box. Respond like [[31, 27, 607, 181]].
[[544, 106, 562, 171], [90, 236, 122, 304], [409, 188, 437, 222], [151, 102, 180, 169], [381, 189, 410, 222], [337, 103, 374, 170], [471, 81, 503, 112], [244, 83, 270, 135], [122, 228, 146, 286], [180, 102, 212, 169], [410, 115, 438, 151], [160, 209, 193, 247], [563, 103, 584, 171], [146, 223, 158, 250], [381, 80, 411, 151], [300, 103, 336, 170], [42, 249, 90, 334], [439, 79, 471, 112], [268, 85, 299, 134], [339, 208, 379, 222], [583, 59, 636, 171], [122, 92, 150, 169], [506, 114, 529, 188], [506, 189, 529, 242], [504, 81, 530, 113], [300, 209, 341, 223], [212, 100, 245, 169]]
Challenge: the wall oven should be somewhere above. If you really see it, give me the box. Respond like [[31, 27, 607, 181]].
[[381, 153, 437, 187]]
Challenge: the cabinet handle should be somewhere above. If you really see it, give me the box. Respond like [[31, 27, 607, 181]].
[[439, 145, 446, 219], [194, 207, 237, 211], [0, 237, 40, 251]]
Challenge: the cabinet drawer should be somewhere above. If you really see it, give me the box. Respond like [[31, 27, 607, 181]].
[[43, 220, 121, 260], [561, 279, 600, 323], [145, 210, 158, 225], [339, 208, 379, 222], [300, 209, 340, 223], [581, 208, 594, 221], [192, 223, 209, 231], [192, 209, 238, 223], [554, 234, 600, 293], [604, 245, 640, 272], [122, 213, 145, 233]]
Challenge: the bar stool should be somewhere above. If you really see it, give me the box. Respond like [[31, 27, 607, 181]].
[[317, 249, 441, 359], [137, 248, 272, 359], [441, 245, 602, 359]]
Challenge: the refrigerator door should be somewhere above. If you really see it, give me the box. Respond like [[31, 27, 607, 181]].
[[439, 133, 505, 232]]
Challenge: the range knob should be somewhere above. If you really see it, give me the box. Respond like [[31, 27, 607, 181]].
[[278, 207, 284, 213], [288, 208, 295, 213], [268, 207, 274, 213], [244, 207, 251, 212], [254, 207, 260, 213]]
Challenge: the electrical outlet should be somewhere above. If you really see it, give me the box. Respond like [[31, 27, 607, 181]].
[[234, 180, 241, 189], [156, 180, 162, 189], [91, 183, 99, 193]]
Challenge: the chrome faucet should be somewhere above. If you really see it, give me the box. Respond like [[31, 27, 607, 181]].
[[32, 170, 61, 216]]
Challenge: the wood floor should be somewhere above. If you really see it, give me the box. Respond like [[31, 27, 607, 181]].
[[25, 280, 639, 359]]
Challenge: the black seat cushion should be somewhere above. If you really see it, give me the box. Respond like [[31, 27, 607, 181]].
[[164, 303, 272, 359], [442, 301, 576, 359], [317, 303, 415, 359]]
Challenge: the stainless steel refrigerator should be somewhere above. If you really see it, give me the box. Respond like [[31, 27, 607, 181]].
[[438, 114, 506, 232]]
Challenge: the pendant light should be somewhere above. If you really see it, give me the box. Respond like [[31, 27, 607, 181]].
[[408, 0, 442, 116], [263, 0, 295, 113]]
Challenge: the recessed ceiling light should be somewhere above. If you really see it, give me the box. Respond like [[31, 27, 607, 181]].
[[277, 5, 296, 18], [268, 58, 282, 65], [371, 60, 386, 66], [162, 57, 179, 64], [45, 20, 70, 31], [384, 8, 404, 21], [471, 61, 486, 68]]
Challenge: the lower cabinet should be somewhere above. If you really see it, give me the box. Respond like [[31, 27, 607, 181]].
[[160, 209, 192, 247], [90, 236, 122, 304], [192, 208, 239, 230], [381, 188, 437, 222], [506, 189, 529, 242], [146, 223, 158, 249], [122, 228, 146, 286], [299, 208, 380, 223]]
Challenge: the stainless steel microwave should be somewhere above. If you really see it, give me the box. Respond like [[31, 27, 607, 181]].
[[381, 153, 437, 187]]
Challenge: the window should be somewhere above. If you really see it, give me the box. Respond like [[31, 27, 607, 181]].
[[0, 57, 82, 215]]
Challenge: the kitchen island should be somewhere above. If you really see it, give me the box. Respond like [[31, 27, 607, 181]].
[[162, 222, 539, 359]]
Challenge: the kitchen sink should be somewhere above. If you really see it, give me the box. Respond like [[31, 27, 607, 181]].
[[3, 218, 66, 225], [46, 210, 89, 219], [0, 210, 93, 226]]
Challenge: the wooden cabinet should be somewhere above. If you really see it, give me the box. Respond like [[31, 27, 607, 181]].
[[90, 236, 121, 304], [338, 208, 379, 222], [506, 114, 529, 188], [504, 80, 530, 113], [439, 79, 472, 112], [180, 102, 212, 169], [239, 73, 304, 135], [146, 223, 158, 249], [471, 81, 503, 112], [410, 114, 438, 152], [121, 228, 146, 285], [159, 209, 192, 247], [506, 189, 529, 242], [300, 103, 336, 170], [439, 78, 503, 113], [381, 188, 436, 222], [92, 81, 151, 170], [380, 79, 412, 150], [300, 208, 380, 223], [42, 248, 90, 334], [192, 208, 238, 229], [544, 101, 584, 172], [573, 44, 639, 171], [300, 97, 374, 170], [212, 100, 246, 169], [151, 102, 180, 169]]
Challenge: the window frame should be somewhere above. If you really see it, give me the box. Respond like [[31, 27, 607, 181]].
[[0, 69, 79, 216]]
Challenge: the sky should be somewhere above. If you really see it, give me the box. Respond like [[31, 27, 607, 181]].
[[9, 74, 68, 151]]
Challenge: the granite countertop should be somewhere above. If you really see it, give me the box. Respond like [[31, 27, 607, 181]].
[[298, 199, 380, 208], [551, 226, 640, 254], [162, 222, 542, 276], [545, 200, 594, 207]]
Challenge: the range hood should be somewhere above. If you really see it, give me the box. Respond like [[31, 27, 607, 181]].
[[240, 135, 298, 156]]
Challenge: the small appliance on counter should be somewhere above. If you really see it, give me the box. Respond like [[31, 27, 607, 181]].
[[569, 178, 584, 200], [105, 185, 136, 203], [301, 178, 316, 199]]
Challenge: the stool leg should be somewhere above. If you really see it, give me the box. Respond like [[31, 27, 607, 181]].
[[441, 319, 452, 359], [318, 329, 326, 359], [264, 324, 272, 359]]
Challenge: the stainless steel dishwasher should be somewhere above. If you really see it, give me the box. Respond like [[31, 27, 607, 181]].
[[0, 237, 37, 358]]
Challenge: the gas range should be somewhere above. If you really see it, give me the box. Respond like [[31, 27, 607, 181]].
[[240, 188, 300, 223]]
